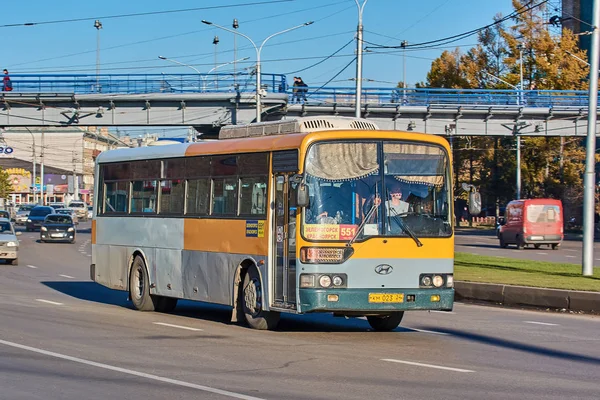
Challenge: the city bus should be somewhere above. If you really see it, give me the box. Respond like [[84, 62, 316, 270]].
[[91, 116, 467, 331]]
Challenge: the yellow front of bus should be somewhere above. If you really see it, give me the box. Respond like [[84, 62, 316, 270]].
[[295, 133, 454, 323]]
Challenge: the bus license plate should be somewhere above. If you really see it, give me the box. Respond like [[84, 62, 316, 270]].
[[369, 293, 404, 303]]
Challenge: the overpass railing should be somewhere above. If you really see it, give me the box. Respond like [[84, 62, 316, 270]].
[[3, 73, 288, 95], [290, 87, 590, 108], [2, 74, 592, 108]]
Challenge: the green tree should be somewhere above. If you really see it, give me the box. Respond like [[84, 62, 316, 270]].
[[0, 168, 13, 199]]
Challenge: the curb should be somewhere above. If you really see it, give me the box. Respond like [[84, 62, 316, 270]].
[[455, 281, 600, 313]]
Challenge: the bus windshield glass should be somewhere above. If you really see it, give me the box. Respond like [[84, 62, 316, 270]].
[[302, 140, 452, 242]]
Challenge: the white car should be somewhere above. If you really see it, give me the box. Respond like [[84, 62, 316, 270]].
[[68, 201, 88, 222], [0, 218, 21, 265]]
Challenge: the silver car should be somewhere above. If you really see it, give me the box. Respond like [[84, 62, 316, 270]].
[[0, 218, 20, 265], [15, 204, 35, 225]]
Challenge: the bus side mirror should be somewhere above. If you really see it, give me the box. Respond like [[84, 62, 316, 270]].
[[468, 191, 482, 215], [296, 184, 310, 208]]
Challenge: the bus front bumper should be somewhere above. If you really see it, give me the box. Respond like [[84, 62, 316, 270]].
[[299, 288, 454, 314]]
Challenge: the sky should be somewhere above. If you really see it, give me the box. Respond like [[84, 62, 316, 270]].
[[1, 0, 546, 137]]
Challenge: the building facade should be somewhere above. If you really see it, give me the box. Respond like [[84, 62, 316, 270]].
[[0, 126, 123, 205]]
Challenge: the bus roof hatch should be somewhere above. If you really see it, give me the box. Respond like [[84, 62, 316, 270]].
[[218, 116, 379, 140]]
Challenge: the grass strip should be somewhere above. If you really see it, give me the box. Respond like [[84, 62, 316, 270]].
[[455, 252, 600, 292]]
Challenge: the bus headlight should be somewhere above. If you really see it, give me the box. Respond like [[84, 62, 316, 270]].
[[432, 275, 444, 288], [421, 275, 432, 286], [300, 247, 353, 264], [420, 273, 451, 288], [446, 275, 454, 288], [319, 275, 332, 288], [300, 273, 347, 289]]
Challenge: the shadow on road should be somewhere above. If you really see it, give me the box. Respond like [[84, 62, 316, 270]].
[[42, 281, 130, 308], [418, 325, 600, 366], [40, 281, 418, 332]]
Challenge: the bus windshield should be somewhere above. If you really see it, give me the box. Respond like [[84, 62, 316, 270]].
[[302, 140, 452, 242]]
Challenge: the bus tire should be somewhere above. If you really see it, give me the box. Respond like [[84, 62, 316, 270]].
[[153, 296, 178, 313], [367, 312, 404, 331], [499, 235, 507, 248], [242, 266, 280, 330], [129, 256, 155, 311]]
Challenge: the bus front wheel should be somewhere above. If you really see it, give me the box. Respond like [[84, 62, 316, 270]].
[[242, 266, 280, 330], [367, 312, 404, 331], [129, 256, 155, 311]]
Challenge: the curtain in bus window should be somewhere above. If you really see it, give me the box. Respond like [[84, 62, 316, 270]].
[[305, 142, 378, 181], [212, 178, 237, 215], [186, 179, 210, 215], [239, 176, 267, 215], [160, 180, 184, 214], [103, 163, 131, 181], [383, 143, 446, 187], [131, 180, 157, 213], [104, 181, 129, 213]]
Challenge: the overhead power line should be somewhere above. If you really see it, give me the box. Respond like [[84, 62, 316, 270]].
[[0, 0, 294, 28], [365, 0, 549, 51]]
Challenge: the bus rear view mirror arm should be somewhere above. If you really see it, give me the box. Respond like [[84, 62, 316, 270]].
[[296, 183, 310, 208]]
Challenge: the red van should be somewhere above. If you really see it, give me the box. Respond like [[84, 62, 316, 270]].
[[498, 199, 563, 250]]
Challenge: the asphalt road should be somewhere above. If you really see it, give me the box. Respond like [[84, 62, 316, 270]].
[[0, 222, 599, 399], [456, 228, 600, 267]]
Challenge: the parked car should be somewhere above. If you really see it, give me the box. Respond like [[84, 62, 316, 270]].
[[40, 214, 76, 244], [26, 206, 55, 231], [15, 204, 35, 225], [0, 218, 21, 265], [56, 208, 78, 225], [68, 201, 88, 221], [498, 198, 563, 250]]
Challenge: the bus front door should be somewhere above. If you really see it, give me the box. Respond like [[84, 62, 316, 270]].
[[273, 174, 297, 309]]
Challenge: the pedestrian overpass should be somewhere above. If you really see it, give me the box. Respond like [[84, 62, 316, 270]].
[[0, 73, 597, 138]]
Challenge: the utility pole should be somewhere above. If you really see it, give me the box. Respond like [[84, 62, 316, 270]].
[[401, 40, 408, 90], [354, 0, 368, 118], [582, 0, 600, 276]]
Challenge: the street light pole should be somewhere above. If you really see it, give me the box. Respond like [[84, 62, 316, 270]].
[[582, 0, 600, 277], [202, 19, 313, 123], [354, 0, 368, 118], [233, 19, 239, 86], [94, 20, 103, 92], [517, 42, 524, 106], [24, 128, 36, 204], [213, 35, 220, 89], [400, 40, 408, 90]]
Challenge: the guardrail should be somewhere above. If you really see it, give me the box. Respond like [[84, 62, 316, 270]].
[[3, 73, 288, 95], [1, 74, 592, 108]]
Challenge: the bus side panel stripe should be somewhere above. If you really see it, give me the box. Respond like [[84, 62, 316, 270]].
[[184, 219, 268, 255]]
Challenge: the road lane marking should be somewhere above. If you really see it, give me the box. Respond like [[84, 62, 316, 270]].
[[536, 252, 548, 255], [153, 322, 203, 331], [565, 249, 578, 252], [0, 339, 262, 400], [59, 274, 74, 279], [565, 255, 576, 258], [26, 265, 38, 269], [36, 299, 63, 306], [405, 327, 449, 335], [524, 321, 558, 326], [382, 358, 474, 373]]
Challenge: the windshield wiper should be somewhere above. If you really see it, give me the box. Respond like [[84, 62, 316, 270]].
[[346, 201, 379, 247], [389, 209, 423, 247]]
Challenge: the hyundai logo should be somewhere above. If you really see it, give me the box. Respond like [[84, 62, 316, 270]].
[[375, 264, 393, 275]]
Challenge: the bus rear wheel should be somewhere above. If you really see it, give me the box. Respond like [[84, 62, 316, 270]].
[[129, 256, 155, 311], [242, 266, 280, 330], [367, 312, 404, 331]]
